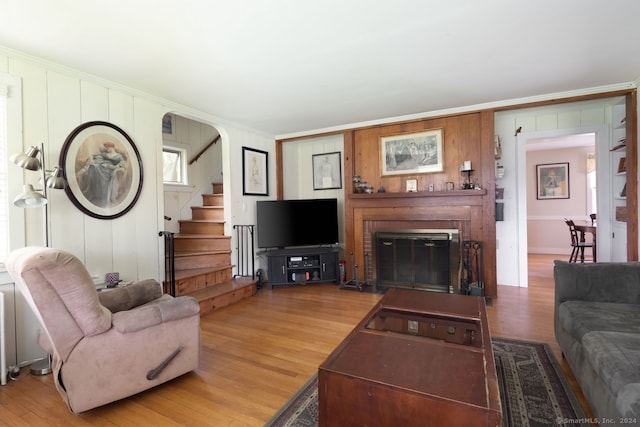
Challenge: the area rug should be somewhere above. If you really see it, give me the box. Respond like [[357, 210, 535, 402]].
[[264, 337, 589, 427]]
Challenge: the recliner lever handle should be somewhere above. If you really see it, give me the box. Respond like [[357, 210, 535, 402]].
[[147, 346, 183, 380]]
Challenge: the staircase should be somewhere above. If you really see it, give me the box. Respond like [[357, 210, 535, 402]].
[[166, 183, 257, 316]]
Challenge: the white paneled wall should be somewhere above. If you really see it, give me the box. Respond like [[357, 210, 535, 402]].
[[282, 134, 345, 243], [0, 46, 274, 363], [495, 97, 621, 287]]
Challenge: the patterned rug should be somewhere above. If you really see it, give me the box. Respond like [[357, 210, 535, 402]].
[[264, 337, 589, 427]]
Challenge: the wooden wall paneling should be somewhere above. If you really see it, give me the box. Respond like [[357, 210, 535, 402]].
[[479, 110, 497, 295], [343, 131, 355, 261], [353, 127, 379, 192], [625, 91, 638, 260], [443, 114, 481, 191]]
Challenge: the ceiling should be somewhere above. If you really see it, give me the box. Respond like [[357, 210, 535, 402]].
[[526, 133, 595, 152], [1, 1, 639, 137]]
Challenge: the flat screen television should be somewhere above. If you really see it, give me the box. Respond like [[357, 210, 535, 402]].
[[256, 198, 339, 248]]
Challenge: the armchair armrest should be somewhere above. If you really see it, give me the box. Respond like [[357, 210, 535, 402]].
[[554, 260, 640, 306], [98, 279, 162, 313], [111, 296, 199, 334]]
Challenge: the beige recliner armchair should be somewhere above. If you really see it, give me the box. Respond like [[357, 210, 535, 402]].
[[6, 246, 201, 413]]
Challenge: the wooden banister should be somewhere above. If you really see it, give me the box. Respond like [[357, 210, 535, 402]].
[[189, 134, 220, 165]]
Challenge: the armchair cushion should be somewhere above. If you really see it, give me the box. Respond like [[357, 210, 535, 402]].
[[111, 295, 200, 334], [98, 279, 163, 313]]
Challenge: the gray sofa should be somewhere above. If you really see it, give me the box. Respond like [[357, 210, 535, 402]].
[[554, 260, 640, 422]]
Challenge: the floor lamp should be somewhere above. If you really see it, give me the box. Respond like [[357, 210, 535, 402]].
[[11, 143, 67, 375]]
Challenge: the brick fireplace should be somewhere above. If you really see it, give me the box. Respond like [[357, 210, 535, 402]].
[[344, 189, 496, 296], [338, 111, 497, 296]]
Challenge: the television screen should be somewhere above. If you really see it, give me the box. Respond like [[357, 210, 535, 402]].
[[256, 198, 339, 248]]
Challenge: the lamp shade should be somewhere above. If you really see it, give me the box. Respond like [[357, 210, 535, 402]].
[[13, 184, 48, 208], [12, 146, 42, 171], [46, 166, 67, 189]]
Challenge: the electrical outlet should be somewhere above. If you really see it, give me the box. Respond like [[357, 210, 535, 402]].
[[408, 320, 419, 334]]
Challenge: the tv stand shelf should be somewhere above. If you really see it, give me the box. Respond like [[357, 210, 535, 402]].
[[266, 247, 339, 289]]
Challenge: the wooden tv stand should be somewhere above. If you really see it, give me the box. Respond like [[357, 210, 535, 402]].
[[318, 289, 502, 426]]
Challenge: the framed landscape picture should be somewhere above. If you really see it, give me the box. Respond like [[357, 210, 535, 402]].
[[380, 129, 444, 176]]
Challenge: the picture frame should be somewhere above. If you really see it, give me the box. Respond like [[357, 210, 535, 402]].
[[242, 146, 269, 196], [380, 128, 444, 176], [536, 162, 569, 200], [60, 121, 143, 220], [617, 157, 627, 174], [312, 151, 342, 190], [162, 113, 174, 135]]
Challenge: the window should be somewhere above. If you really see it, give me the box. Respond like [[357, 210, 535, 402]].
[[162, 147, 188, 185]]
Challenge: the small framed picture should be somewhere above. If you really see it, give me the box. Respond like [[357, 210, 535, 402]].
[[312, 152, 342, 190], [617, 157, 626, 174], [242, 147, 269, 196], [536, 162, 569, 200], [406, 179, 418, 192], [162, 113, 174, 135]]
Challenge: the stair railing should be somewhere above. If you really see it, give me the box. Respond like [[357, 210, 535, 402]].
[[233, 225, 255, 279], [159, 231, 176, 296], [188, 135, 220, 165]]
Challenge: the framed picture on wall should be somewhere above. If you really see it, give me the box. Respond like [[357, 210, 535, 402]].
[[60, 121, 143, 220], [380, 128, 444, 176], [242, 146, 269, 196], [162, 113, 174, 135], [312, 151, 342, 190], [617, 157, 627, 174], [536, 162, 570, 200]]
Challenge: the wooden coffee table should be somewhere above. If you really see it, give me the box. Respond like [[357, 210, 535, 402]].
[[318, 288, 501, 426]]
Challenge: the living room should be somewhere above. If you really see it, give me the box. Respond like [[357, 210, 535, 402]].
[[1, 2, 640, 425]]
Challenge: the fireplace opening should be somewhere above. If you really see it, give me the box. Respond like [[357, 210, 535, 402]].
[[374, 229, 460, 293]]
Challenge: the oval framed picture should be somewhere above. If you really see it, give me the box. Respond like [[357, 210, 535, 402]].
[[60, 121, 143, 220]]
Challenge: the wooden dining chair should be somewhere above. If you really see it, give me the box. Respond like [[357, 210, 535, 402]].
[[589, 213, 596, 225], [564, 218, 594, 263]]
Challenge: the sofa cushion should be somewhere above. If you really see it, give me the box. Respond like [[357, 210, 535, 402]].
[[558, 301, 640, 343], [582, 331, 640, 417]]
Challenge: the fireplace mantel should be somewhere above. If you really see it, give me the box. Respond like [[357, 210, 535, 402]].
[[349, 189, 487, 200]]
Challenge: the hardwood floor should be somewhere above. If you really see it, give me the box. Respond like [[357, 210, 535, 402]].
[[0, 254, 594, 426]]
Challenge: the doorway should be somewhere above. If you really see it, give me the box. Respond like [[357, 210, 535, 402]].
[[516, 126, 610, 286], [161, 112, 224, 232]]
